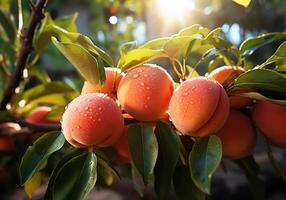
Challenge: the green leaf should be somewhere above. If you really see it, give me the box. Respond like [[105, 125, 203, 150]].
[[118, 49, 167, 71], [232, 0, 251, 7], [138, 37, 170, 50], [20, 131, 65, 185], [52, 152, 97, 200], [154, 121, 180, 200], [229, 69, 286, 95], [120, 41, 137, 55], [127, 124, 158, 185], [173, 166, 206, 200], [24, 172, 43, 199], [237, 92, 286, 105], [10, 0, 23, 31], [45, 148, 86, 200], [21, 81, 77, 105], [239, 32, 286, 58], [54, 12, 78, 32], [52, 37, 102, 85], [264, 138, 286, 182], [186, 65, 200, 78], [44, 106, 65, 122], [189, 135, 222, 194], [163, 35, 201, 58], [234, 156, 265, 200], [260, 41, 286, 68], [28, 65, 51, 83], [0, 8, 16, 43], [179, 24, 210, 37], [97, 157, 119, 186]]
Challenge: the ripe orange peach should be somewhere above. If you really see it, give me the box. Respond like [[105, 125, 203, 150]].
[[61, 93, 124, 148], [117, 64, 174, 121], [113, 126, 130, 163], [252, 101, 286, 148], [81, 67, 123, 98], [208, 66, 252, 108], [169, 77, 229, 137], [215, 109, 256, 159], [0, 123, 21, 151], [26, 106, 56, 124]]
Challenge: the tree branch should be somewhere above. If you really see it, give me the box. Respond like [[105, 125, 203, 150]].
[[0, 0, 49, 110]]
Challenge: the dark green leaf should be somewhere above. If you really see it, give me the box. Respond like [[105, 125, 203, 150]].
[[189, 135, 222, 194], [0, 8, 16, 43], [10, 0, 23, 30], [173, 166, 206, 200], [264, 138, 286, 182], [234, 156, 265, 200], [20, 131, 65, 185], [52, 152, 97, 200], [28, 65, 51, 83], [237, 92, 286, 105], [229, 69, 286, 95], [45, 148, 86, 200], [127, 124, 158, 185], [260, 41, 286, 68], [97, 157, 119, 186], [239, 32, 286, 58], [154, 121, 180, 200]]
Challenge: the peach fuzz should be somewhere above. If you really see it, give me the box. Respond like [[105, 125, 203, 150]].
[[117, 64, 174, 121], [61, 93, 124, 148], [26, 106, 55, 124], [208, 66, 252, 108], [215, 109, 256, 159], [81, 67, 123, 98], [252, 101, 286, 148], [169, 77, 229, 137]]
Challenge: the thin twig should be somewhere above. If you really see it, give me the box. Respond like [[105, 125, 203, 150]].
[[0, 0, 49, 110]]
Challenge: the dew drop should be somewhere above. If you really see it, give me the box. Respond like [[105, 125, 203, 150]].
[[89, 116, 93, 120], [146, 86, 150, 90], [73, 107, 78, 111], [98, 118, 102, 121], [140, 82, 145, 86], [138, 69, 143, 73], [98, 107, 102, 111], [84, 106, 89, 110], [183, 92, 189, 96], [76, 126, 80, 129]]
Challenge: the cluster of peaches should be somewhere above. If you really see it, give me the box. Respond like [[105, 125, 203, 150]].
[[60, 64, 285, 162]]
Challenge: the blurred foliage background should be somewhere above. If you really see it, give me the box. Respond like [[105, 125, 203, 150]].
[[39, 0, 286, 70]]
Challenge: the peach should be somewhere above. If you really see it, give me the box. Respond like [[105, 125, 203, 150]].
[[208, 66, 252, 108], [0, 123, 21, 151], [215, 109, 256, 159], [113, 126, 130, 163], [169, 77, 229, 137], [26, 106, 56, 124], [252, 101, 286, 148], [117, 64, 174, 121], [81, 67, 123, 98], [61, 93, 124, 148]]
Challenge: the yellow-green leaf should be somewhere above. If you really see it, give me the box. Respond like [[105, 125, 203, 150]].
[[232, 0, 251, 7], [24, 172, 42, 199]]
